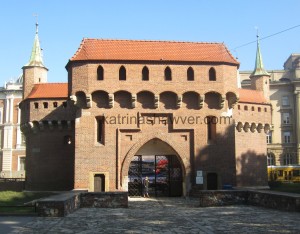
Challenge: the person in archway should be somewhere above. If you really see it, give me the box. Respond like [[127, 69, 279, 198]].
[[143, 176, 150, 198]]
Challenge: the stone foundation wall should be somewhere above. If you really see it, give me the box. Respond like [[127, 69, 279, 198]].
[[36, 192, 81, 217], [199, 190, 247, 207], [80, 192, 128, 208], [197, 190, 300, 212], [247, 191, 300, 212], [36, 192, 128, 217]]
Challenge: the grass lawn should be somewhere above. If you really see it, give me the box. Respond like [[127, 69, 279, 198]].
[[0, 191, 56, 214], [269, 182, 300, 194]]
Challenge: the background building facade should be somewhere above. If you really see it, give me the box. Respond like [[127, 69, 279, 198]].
[[0, 76, 26, 178], [240, 54, 300, 167]]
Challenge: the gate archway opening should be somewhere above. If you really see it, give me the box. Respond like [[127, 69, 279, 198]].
[[128, 138, 183, 197]]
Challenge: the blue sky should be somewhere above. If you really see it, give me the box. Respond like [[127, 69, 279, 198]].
[[0, 0, 299, 85]]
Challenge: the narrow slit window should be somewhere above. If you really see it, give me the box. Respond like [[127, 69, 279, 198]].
[[142, 66, 149, 81], [165, 67, 172, 81], [119, 66, 126, 80], [187, 67, 194, 81], [209, 67, 216, 81], [97, 116, 105, 144], [97, 65, 104, 80], [207, 116, 217, 143]]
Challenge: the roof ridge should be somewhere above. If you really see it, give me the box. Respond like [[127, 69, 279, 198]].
[[82, 38, 223, 45], [35, 82, 68, 85]]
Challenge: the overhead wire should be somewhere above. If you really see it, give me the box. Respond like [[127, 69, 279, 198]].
[[233, 24, 300, 51]]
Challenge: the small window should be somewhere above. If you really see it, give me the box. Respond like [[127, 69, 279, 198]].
[[63, 102, 67, 108], [142, 66, 149, 81], [119, 66, 126, 80], [266, 132, 272, 144], [283, 131, 291, 143], [43, 102, 48, 109], [258, 107, 261, 112], [209, 67, 216, 81], [238, 105, 240, 110], [251, 106, 255, 111], [34, 102, 39, 109], [53, 102, 58, 108], [267, 153, 275, 166], [283, 153, 293, 165], [164, 67, 172, 81], [283, 113, 290, 124], [282, 96, 289, 106], [18, 157, 26, 171], [244, 106, 248, 111], [264, 108, 267, 112], [97, 65, 104, 80], [97, 116, 105, 144], [187, 67, 194, 81]]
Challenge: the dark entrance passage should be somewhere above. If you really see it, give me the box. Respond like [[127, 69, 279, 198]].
[[128, 155, 183, 197], [207, 173, 218, 190]]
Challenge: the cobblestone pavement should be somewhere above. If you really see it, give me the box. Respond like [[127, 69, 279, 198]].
[[6, 197, 300, 233]]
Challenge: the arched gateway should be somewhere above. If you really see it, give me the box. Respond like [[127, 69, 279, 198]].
[[123, 138, 185, 197]]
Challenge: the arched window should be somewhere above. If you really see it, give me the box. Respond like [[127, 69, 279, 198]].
[[209, 67, 216, 81], [119, 66, 126, 81], [244, 106, 248, 111], [164, 67, 172, 81], [97, 65, 104, 80], [187, 67, 194, 81], [142, 66, 149, 81]]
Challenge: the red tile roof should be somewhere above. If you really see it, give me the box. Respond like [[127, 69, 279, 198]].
[[238, 88, 268, 104], [26, 83, 68, 99], [70, 39, 239, 66]]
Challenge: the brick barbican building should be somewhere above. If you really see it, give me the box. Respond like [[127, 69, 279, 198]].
[[19, 24, 271, 196]]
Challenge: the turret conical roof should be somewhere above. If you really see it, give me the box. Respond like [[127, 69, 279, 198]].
[[25, 23, 46, 68], [250, 36, 270, 78]]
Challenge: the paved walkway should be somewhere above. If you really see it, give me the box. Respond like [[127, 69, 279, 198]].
[[1, 197, 300, 233]]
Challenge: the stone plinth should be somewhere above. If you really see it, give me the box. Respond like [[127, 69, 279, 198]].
[[80, 192, 128, 208], [36, 192, 81, 217]]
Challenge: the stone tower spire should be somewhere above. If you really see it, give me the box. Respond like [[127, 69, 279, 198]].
[[250, 35, 270, 78], [26, 22, 46, 68], [22, 22, 48, 98], [250, 35, 270, 102]]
